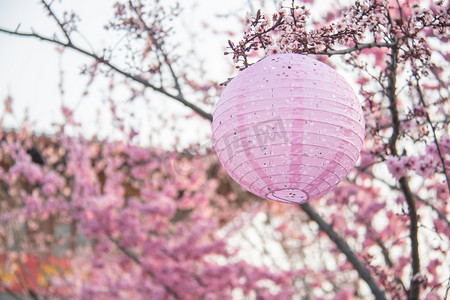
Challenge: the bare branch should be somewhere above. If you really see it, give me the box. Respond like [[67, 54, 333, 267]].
[[0, 27, 213, 121], [415, 197, 450, 228], [300, 203, 387, 300], [40, 0, 72, 45], [399, 177, 421, 300], [128, 1, 185, 99], [386, 44, 421, 300]]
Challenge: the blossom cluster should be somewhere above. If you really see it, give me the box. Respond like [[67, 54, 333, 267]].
[[386, 134, 450, 181], [228, 0, 449, 69]]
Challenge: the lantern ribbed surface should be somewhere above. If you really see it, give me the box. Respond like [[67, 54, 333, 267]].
[[212, 54, 365, 204]]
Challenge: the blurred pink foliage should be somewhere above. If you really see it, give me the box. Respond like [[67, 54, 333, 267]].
[[0, 129, 297, 299]]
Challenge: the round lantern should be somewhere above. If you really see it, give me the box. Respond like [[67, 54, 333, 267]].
[[212, 53, 365, 204]]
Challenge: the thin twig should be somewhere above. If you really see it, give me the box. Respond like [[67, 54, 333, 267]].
[[387, 47, 400, 156], [357, 167, 450, 227], [40, 0, 72, 45], [128, 2, 185, 98], [444, 277, 450, 299], [413, 74, 450, 193]]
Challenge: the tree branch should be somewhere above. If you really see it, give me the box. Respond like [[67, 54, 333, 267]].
[[40, 0, 72, 45], [315, 42, 394, 56], [300, 203, 387, 300], [0, 27, 213, 121], [386, 44, 421, 300], [387, 47, 400, 155]]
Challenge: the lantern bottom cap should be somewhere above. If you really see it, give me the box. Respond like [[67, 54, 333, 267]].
[[267, 189, 309, 204]]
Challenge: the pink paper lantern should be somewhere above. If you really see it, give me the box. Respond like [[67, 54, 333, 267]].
[[212, 54, 365, 204]]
